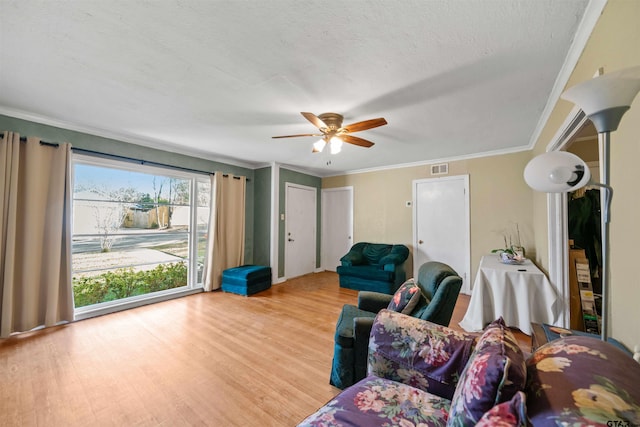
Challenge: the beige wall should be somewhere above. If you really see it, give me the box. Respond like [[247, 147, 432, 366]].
[[531, 0, 640, 348], [323, 150, 533, 284]]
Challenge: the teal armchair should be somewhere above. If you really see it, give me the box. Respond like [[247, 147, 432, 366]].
[[330, 261, 463, 389], [337, 242, 410, 294]]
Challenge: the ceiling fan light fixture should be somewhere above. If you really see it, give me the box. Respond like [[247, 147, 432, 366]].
[[273, 111, 385, 153], [330, 136, 343, 154], [313, 139, 327, 153]]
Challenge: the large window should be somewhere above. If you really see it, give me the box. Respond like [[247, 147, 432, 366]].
[[72, 155, 210, 315]]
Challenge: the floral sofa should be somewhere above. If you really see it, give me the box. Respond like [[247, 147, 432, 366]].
[[299, 310, 640, 426]]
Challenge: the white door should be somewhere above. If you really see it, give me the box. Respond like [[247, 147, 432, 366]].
[[285, 183, 317, 279], [321, 187, 353, 271], [413, 175, 471, 294]]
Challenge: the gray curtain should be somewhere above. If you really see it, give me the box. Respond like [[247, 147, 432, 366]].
[[203, 172, 246, 291], [1, 132, 74, 338]]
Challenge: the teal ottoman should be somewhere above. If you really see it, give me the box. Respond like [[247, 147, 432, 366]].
[[221, 265, 272, 296]]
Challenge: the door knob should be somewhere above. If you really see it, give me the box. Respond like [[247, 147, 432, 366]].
[[418, 240, 424, 244], [288, 238, 295, 242]]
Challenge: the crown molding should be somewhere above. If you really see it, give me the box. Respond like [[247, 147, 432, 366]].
[[323, 145, 531, 178], [0, 106, 259, 170]]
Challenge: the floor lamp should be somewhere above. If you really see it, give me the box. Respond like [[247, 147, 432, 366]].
[[524, 65, 640, 341]]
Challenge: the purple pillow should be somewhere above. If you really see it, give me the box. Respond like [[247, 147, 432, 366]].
[[447, 318, 526, 426], [368, 309, 476, 399], [387, 279, 421, 314], [476, 391, 527, 427]]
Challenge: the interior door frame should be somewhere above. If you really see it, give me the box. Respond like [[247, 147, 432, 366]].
[[284, 182, 317, 279], [546, 105, 592, 328], [321, 186, 353, 271], [412, 174, 471, 294], [545, 66, 606, 328]]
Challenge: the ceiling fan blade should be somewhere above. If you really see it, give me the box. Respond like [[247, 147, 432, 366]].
[[272, 133, 322, 139], [301, 112, 328, 130], [342, 118, 387, 133], [341, 134, 375, 148]]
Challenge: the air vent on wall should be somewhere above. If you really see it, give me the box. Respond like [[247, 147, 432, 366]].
[[430, 163, 448, 175]]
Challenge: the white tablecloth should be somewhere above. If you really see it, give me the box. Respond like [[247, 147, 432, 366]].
[[459, 255, 558, 335]]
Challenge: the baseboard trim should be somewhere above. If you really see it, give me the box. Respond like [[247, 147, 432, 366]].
[[74, 287, 203, 321]]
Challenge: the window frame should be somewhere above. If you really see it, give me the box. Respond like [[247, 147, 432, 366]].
[[71, 153, 209, 320]]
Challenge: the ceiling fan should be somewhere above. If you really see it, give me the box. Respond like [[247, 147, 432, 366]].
[[272, 112, 388, 153]]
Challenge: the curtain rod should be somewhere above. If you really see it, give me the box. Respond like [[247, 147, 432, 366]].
[[0, 133, 248, 181], [0, 133, 59, 148], [74, 147, 249, 180]]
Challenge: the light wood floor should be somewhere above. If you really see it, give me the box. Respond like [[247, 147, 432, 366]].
[[0, 271, 530, 426]]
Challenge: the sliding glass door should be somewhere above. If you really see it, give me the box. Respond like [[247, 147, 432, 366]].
[[71, 154, 210, 312]]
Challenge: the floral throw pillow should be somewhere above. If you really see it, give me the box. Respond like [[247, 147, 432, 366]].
[[387, 279, 421, 314], [368, 309, 476, 399], [476, 391, 528, 427], [447, 317, 526, 427]]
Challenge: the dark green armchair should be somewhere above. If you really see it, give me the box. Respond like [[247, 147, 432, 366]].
[[336, 242, 410, 294], [330, 261, 463, 389]]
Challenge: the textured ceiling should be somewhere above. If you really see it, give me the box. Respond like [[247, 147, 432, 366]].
[[0, 1, 597, 176]]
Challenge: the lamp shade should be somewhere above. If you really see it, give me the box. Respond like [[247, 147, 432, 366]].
[[329, 136, 343, 154], [524, 151, 590, 193], [561, 65, 640, 132], [313, 139, 327, 153]]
